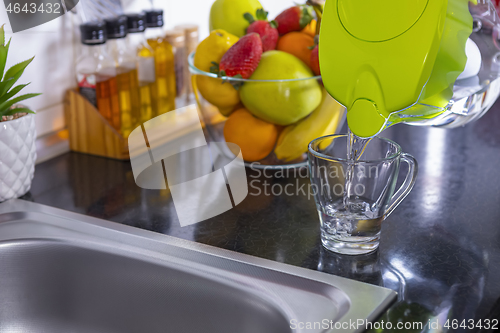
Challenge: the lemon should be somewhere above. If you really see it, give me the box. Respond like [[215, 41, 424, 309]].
[[194, 29, 239, 71], [194, 30, 240, 109], [195, 76, 241, 109]]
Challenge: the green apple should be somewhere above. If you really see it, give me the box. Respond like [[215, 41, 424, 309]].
[[209, 0, 263, 37], [240, 51, 322, 126]]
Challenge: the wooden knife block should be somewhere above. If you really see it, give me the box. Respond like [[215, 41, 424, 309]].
[[64, 90, 130, 160]]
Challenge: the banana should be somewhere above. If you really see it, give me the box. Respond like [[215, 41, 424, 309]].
[[274, 88, 345, 162]]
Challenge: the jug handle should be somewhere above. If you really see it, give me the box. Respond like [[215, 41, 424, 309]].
[[384, 153, 418, 219]]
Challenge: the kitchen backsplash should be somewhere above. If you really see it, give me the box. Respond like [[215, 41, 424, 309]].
[[0, 0, 295, 138]]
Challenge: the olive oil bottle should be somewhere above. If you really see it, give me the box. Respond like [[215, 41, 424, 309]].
[[126, 13, 158, 123], [106, 16, 142, 137], [145, 10, 176, 114]]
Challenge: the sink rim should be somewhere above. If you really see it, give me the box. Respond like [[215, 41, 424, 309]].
[[0, 199, 396, 333]]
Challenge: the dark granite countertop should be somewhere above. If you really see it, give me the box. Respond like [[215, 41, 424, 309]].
[[26, 102, 500, 332]]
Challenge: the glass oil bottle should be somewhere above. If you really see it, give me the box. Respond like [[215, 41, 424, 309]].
[[145, 10, 176, 114], [126, 13, 157, 123], [105, 16, 141, 138], [77, 22, 119, 125]]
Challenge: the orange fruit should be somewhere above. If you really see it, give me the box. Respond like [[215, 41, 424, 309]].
[[302, 19, 317, 37], [277, 32, 315, 68], [223, 108, 279, 162]]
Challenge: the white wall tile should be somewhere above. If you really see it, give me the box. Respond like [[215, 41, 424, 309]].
[[1, 8, 76, 110], [35, 103, 66, 137], [0, 4, 78, 137]]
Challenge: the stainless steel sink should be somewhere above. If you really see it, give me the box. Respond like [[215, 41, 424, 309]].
[[0, 200, 395, 333]]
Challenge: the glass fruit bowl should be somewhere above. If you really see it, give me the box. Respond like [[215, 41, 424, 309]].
[[188, 51, 346, 169]]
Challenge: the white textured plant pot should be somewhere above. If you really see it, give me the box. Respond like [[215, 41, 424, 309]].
[[0, 114, 36, 202]]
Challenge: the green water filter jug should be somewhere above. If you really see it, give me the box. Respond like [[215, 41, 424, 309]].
[[320, 0, 500, 138]]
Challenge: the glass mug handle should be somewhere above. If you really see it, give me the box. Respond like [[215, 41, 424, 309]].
[[384, 153, 418, 218]]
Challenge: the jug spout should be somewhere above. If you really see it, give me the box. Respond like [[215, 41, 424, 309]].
[[347, 99, 387, 138]]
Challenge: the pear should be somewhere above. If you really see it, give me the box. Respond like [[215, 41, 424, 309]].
[[275, 89, 345, 162], [240, 51, 322, 126], [209, 0, 263, 37]]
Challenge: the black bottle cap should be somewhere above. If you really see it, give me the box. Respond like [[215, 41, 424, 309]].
[[144, 10, 164, 28], [105, 15, 128, 39], [80, 21, 106, 45], [126, 13, 146, 33]]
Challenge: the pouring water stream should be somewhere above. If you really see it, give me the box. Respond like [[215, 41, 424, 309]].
[[344, 129, 372, 210]]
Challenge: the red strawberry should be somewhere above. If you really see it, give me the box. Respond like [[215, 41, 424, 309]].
[[219, 33, 263, 79], [310, 40, 320, 76], [244, 9, 279, 52], [274, 6, 314, 36], [310, 45, 320, 76]]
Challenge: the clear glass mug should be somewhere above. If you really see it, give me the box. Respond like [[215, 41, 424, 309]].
[[308, 135, 418, 255]]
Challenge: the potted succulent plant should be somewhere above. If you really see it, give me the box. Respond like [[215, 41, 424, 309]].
[[0, 25, 41, 202]]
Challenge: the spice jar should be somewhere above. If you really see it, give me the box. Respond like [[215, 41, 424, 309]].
[[164, 29, 186, 98], [174, 24, 199, 97]]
